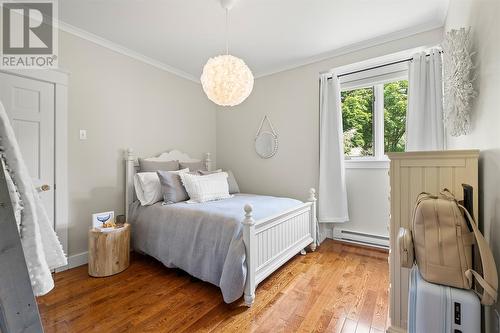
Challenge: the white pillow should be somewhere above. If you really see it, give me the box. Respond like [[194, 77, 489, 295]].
[[180, 172, 231, 203], [134, 168, 189, 206]]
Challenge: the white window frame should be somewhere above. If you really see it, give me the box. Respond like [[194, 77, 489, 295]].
[[338, 62, 408, 169]]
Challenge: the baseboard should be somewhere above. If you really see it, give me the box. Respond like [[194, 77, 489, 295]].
[[69, 251, 88, 268], [386, 325, 406, 333], [332, 227, 389, 249], [56, 251, 88, 272], [318, 224, 332, 244]]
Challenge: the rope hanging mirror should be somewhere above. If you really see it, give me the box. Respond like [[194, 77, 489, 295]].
[[255, 115, 278, 159]]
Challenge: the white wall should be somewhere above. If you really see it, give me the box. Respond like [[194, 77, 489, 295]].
[[216, 29, 442, 240], [343, 168, 390, 237], [444, 0, 500, 331], [58, 31, 216, 257]]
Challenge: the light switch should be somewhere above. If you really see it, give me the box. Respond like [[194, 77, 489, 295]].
[[79, 129, 87, 140]]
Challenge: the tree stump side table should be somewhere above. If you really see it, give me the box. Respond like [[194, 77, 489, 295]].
[[88, 224, 130, 277]]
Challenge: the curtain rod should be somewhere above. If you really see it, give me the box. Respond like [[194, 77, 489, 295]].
[[328, 51, 443, 80]]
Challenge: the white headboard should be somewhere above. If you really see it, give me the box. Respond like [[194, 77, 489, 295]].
[[124, 148, 212, 218]]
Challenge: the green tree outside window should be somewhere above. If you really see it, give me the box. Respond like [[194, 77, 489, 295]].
[[383, 81, 407, 153], [341, 87, 374, 156], [341, 80, 407, 157]]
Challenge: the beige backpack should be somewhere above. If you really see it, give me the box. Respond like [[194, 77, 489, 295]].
[[398, 189, 498, 305]]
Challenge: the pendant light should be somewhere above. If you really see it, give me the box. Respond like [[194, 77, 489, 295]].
[[200, 0, 254, 107]]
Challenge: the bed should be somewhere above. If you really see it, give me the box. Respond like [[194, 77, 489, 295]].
[[125, 148, 317, 306]]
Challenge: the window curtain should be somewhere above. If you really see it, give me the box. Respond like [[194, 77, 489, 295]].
[[406, 49, 444, 151], [318, 74, 349, 223]]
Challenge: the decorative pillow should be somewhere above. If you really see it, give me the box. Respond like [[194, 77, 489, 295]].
[[157, 169, 191, 204], [198, 169, 240, 194], [134, 169, 188, 206], [198, 169, 222, 174], [180, 172, 231, 203], [139, 158, 179, 172], [179, 160, 207, 172]]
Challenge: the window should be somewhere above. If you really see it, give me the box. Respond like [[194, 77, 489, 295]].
[[341, 87, 374, 157], [383, 80, 407, 153], [341, 77, 408, 160]]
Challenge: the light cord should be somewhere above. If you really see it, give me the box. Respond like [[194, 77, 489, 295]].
[[225, 8, 229, 54]]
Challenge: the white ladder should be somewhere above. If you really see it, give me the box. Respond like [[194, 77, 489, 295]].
[[0, 161, 44, 333]]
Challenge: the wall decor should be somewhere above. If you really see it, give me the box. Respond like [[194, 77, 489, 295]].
[[255, 115, 278, 159], [442, 27, 478, 136], [92, 211, 115, 232]]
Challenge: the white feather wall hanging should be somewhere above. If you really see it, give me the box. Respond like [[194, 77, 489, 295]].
[[442, 27, 478, 136]]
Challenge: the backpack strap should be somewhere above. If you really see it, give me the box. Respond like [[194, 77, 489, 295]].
[[465, 270, 497, 303], [440, 188, 458, 201], [417, 191, 433, 199], [458, 204, 498, 305], [415, 192, 436, 205]]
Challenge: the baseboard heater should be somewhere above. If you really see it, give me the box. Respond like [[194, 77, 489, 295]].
[[332, 228, 389, 250]]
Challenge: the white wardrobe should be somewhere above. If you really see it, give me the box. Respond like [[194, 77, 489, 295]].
[[387, 150, 479, 333]]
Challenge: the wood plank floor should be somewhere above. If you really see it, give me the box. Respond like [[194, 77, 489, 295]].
[[38, 240, 389, 333]]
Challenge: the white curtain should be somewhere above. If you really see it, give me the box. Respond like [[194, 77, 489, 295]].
[[406, 49, 445, 151], [318, 75, 349, 223]]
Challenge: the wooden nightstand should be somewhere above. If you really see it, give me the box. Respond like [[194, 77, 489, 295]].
[[88, 223, 130, 277]]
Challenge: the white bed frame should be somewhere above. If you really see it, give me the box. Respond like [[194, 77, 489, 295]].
[[124, 148, 317, 306]]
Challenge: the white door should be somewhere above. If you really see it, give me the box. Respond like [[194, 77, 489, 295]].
[[0, 72, 55, 226]]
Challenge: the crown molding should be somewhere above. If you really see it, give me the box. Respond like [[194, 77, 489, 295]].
[[58, 21, 200, 83], [253, 24, 444, 79], [58, 20, 443, 83]]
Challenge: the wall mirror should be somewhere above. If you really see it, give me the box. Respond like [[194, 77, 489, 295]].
[[255, 116, 278, 159]]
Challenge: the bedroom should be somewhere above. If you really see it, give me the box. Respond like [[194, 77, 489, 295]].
[[0, 0, 499, 332]]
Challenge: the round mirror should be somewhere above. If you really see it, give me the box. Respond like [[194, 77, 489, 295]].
[[255, 131, 278, 159]]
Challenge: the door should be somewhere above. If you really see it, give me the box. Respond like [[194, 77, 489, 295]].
[[0, 72, 55, 226]]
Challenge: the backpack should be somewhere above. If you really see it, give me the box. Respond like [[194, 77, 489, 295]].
[[398, 189, 498, 305]]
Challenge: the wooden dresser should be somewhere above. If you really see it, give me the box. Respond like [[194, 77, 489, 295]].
[[386, 150, 479, 333]]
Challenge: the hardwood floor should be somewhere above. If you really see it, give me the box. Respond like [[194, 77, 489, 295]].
[[38, 240, 389, 333]]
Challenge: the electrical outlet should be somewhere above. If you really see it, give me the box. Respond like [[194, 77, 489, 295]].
[[79, 129, 87, 140]]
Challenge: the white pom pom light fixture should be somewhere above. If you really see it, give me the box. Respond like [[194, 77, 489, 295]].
[[201, 0, 254, 107]]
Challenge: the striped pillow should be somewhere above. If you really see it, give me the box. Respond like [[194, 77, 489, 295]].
[[180, 172, 231, 203]]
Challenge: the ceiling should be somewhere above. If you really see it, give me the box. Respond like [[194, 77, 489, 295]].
[[59, 0, 449, 80]]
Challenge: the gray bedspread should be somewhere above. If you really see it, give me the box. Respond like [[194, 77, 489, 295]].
[[128, 193, 302, 303]]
